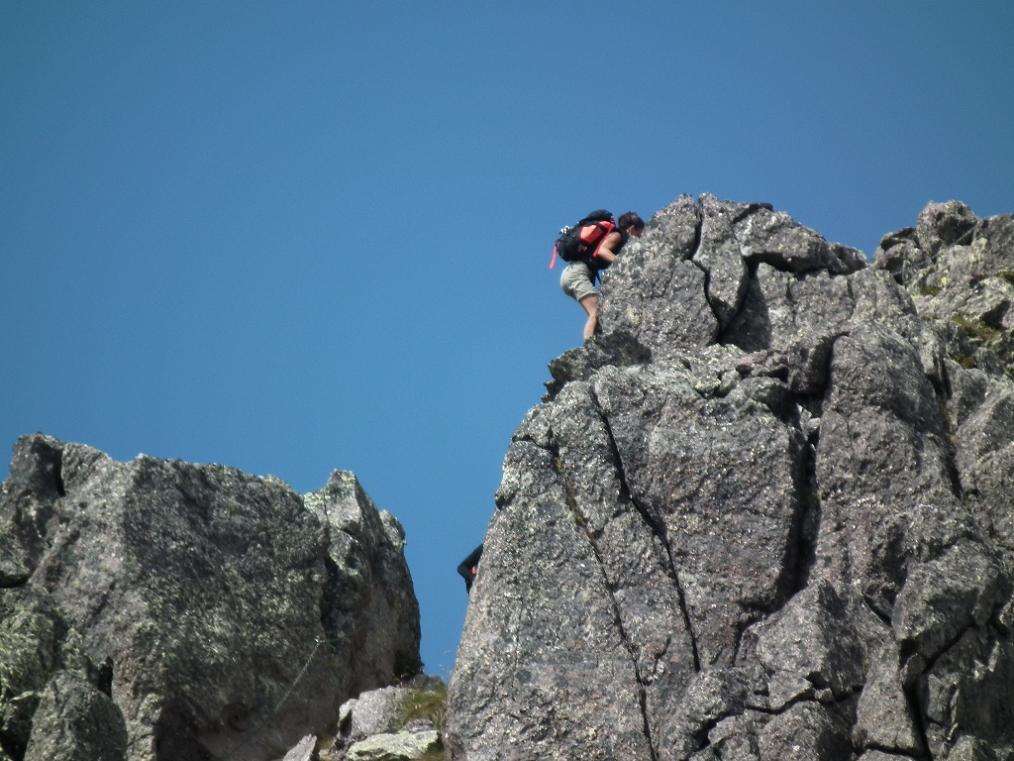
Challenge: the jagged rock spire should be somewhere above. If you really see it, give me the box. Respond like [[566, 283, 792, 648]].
[[448, 196, 1014, 761]]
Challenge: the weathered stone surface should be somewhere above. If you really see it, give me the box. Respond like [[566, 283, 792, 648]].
[[338, 686, 412, 743], [22, 671, 127, 761], [853, 646, 921, 755], [306, 474, 422, 700], [599, 198, 718, 359], [544, 331, 651, 401], [733, 205, 832, 273], [0, 589, 61, 753], [0, 437, 420, 761], [753, 583, 864, 709], [449, 196, 1014, 760], [693, 195, 752, 330], [916, 201, 978, 257], [280, 734, 319, 761], [948, 367, 1014, 554], [873, 201, 1014, 376], [346, 730, 441, 761], [756, 701, 851, 761]]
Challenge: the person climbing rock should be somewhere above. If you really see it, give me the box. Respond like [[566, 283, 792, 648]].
[[557, 211, 644, 341], [457, 544, 483, 593]]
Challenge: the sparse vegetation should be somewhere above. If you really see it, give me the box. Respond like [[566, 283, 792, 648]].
[[951, 315, 1001, 344], [396, 682, 449, 760], [400, 681, 448, 734]]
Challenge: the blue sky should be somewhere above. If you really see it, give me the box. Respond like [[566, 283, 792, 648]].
[[2, 1, 1012, 679]]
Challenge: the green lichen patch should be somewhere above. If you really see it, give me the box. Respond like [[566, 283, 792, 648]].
[[915, 283, 943, 297], [0, 524, 30, 587], [951, 315, 1002, 344]]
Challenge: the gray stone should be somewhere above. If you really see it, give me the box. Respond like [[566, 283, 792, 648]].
[[948, 735, 1001, 761], [876, 201, 1014, 376], [916, 200, 978, 257], [339, 686, 412, 742], [872, 227, 924, 285], [852, 646, 922, 755], [753, 583, 864, 710], [0, 587, 84, 755], [347, 730, 441, 761], [755, 701, 851, 761], [544, 330, 651, 401], [949, 370, 1014, 554], [23, 671, 127, 761], [640, 193, 703, 260], [306, 473, 422, 697], [599, 196, 721, 359], [280, 734, 319, 761], [693, 195, 751, 330], [0, 437, 420, 761], [893, 542, 1005, 663], [449, 196, 1014, 760]]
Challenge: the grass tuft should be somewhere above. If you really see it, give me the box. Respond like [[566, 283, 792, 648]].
[[399, 682, 448, 734]]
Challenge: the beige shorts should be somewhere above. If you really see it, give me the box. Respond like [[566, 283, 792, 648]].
[[560, 261, 598, 302]]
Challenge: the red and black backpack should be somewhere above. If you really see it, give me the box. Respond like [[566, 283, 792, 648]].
[[549, 210, 617, 269]]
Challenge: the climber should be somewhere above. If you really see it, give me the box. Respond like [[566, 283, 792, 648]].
[[457, 544, 483, 594], [558, 211, 644, 341]]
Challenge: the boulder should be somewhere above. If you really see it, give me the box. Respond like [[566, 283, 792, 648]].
[[22, 671, 127, 761], [346, 730, 441, 761], [338, 686, 413, 743], [0, 438, 420, 761]]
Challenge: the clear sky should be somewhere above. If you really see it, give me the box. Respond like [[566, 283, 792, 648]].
[[2, 1, 1012, 679]]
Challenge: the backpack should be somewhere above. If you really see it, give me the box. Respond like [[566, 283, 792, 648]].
[[549, 210, 617, 269]]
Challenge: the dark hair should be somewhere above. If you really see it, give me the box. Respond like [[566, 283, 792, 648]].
[[618, 212, 644, 232]]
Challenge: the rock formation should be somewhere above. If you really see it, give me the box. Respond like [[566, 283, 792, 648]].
[[448, 195, 1014, 760], [0, 437, 421, 761]]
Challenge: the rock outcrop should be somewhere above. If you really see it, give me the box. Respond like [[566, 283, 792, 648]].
[[320, 678, 447, 761], [448, 195, 1014, 760], [873, 199, 1014, 378], [0, 437, 421, 761]]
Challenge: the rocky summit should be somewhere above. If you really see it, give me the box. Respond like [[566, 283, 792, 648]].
[[0, 438, 421, 761], [448, 196, 1014, 761]]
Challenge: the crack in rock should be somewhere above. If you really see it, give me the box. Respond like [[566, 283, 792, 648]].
[[588, 387, 703, 673], [545, 439, 661, 761]]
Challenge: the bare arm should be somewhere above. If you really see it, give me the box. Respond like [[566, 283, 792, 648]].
[[594, 231, 624, 264]]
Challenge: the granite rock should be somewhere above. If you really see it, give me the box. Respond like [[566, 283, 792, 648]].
[[449, 196, 1014, 760], [0, 439, 420, 761]]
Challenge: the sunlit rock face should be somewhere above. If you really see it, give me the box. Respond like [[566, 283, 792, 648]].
[[0, 439, 420, 761], [448, 195, 1014, 761]]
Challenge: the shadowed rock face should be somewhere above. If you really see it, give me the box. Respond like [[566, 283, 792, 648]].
[[448, 195, 1014, 761], [0, 439, 420, 761]]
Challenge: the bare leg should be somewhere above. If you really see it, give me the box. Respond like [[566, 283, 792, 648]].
[[579, 294, 599, 341]]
